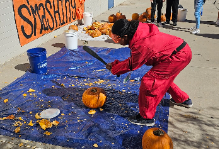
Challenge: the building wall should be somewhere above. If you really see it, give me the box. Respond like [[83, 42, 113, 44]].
[[0, 0, 125, 65], [114, 0, 126, 7]]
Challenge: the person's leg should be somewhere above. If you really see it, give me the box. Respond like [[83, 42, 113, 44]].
[[171, 0, 179, 25], [139, 43, 192, 119], [192, 0, 204, 34], [194, 0, 204, 29], [151, 0, 157, 22], [157, 0, 163, 23], [165, 0, 172, 23], [167, 82, 189, 103]]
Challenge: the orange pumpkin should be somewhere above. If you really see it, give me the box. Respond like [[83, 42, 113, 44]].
[[108, 14, 117, 23], [116, 11, 122, 20], [82, 87, 107, 108], [161, 13, 166, 22], [132, 13, 139, 20], [146, 7, 152, 18], [139, 14, 147, 22], [119, 14, 126, 20], [142, 128, 173, 149], [68, 25, 78, 31]]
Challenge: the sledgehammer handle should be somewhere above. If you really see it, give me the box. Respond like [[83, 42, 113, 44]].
[[82, 46, 120, 77]]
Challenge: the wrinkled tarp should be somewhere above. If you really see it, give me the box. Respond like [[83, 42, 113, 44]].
[[0, 46, 170, 149]]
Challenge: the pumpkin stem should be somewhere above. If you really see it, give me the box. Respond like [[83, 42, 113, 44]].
[[153, 129, 164, 136], [91, 88, 97, 92]]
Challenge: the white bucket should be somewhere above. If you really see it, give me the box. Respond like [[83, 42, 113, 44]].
[[177, 8, 188, 22], [83, 12, 93, 26], [65, 30, 78, 51]]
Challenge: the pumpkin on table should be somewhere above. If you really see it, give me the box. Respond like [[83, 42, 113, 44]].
[[82, 87, 107, 108], [68, 25, 78, 31], [142, 127, 173, 149]]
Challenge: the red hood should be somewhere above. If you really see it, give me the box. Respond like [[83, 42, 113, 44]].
[[129, 22, 159, 48]]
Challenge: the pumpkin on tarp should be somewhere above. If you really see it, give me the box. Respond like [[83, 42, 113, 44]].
[[82, 87, 107, 108], [142, 127, 173, 149]]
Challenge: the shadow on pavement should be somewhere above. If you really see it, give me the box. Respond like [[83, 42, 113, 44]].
[[169, 106, 219, 149], [185, 19, 217, 25], [196, 33, 219, 39], [52, 43, 65, 48], [14, 63, 30, 72]]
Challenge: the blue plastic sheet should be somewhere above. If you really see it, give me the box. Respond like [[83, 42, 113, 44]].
[[0, 46, 170, 149]]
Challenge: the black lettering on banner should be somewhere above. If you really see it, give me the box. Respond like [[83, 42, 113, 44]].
[[18, 4, 33, 39], [60, 0, 65, 25], [38, 3, 49, 32], [64, 0, 71, 23], [16, 0, 78, 40], [71, 0, 76, 21], [30, 4, 38, 36], [53, 0, 62, 27], [45, 0, 54, 30]]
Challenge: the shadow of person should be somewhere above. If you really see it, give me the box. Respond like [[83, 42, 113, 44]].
[[195, 33, 219, 39], [163, 24, 191, 33], [185, 19, 216, 25], [52, 43, 65, 48], [14, 63, 30, 72]]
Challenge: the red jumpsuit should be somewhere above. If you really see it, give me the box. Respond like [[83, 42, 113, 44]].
[[111, 22, 192, 119]]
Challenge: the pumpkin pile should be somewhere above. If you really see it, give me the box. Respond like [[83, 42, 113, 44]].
[[142, 127, 173, 149], [82, 87, 107, 108], [108, 11, 126, 23], [83, 22, 114, 38]]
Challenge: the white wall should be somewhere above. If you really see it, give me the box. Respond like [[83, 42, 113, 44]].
[[84, 0, 108, 17], [114, 0, 126, 7]]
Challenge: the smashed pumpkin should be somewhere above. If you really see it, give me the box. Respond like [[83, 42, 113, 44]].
[[142, 128, 173, 149], [82, 87, 106, 108]]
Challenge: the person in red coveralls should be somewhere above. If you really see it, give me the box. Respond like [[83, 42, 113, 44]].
[[106, 19, 193, 126]]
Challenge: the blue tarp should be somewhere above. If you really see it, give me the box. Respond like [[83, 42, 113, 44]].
[[0, 46, 170, 149]]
